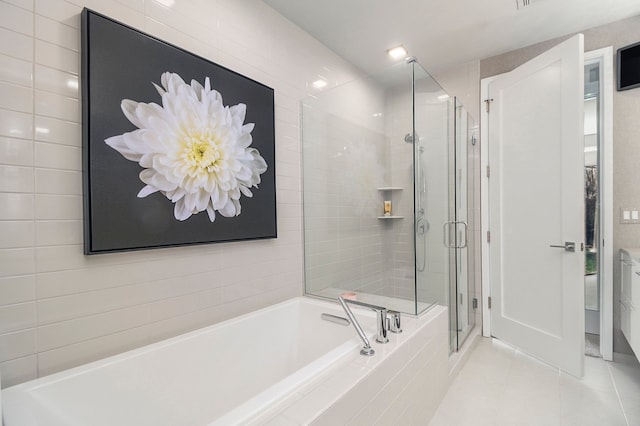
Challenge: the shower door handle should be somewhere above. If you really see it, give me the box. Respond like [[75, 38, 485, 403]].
[[444, 222, 468, 248], [457, 221, 468, 249], [549, 241, 575, 252], [443, 222, 456, 248]]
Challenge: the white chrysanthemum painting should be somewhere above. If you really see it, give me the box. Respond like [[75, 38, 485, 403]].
[[105, 72, 268, 222]]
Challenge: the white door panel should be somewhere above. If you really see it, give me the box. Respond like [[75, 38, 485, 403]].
[[488, 34, 585, 377]]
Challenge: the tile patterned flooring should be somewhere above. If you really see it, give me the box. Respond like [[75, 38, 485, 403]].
[[429, 338, 640, 425]]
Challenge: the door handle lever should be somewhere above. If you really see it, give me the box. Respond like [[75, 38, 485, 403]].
[[549, 242, 575, 252]]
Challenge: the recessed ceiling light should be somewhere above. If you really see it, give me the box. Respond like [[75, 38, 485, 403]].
[[312, 79, 328, 89], [387, 45, 408, 60], [437, 94, 450, 101], [155, 0, 175, 7]]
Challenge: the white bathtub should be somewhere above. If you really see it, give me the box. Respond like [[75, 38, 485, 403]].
[[2, 297, 449, 425]]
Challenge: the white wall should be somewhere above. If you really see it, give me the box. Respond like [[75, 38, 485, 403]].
[[0, 0, 363, 387], [434, 60, 480, 124]]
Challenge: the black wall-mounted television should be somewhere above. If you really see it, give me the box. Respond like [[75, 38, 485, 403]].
[[617, 40, 640, 91]]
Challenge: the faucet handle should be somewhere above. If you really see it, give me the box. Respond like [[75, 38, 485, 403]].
[[375, 308, 389, 344], [388, 311, 402, 333]]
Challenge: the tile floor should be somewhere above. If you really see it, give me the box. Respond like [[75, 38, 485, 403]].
[[429, 337, 640, 425], [585, 333, 601, 357]]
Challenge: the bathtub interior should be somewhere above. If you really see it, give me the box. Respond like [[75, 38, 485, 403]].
[[2, 297, 377, 426]]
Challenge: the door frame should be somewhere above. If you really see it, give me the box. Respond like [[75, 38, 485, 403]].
[[480, 46, 614, 361], [586, 46, 613, 361]]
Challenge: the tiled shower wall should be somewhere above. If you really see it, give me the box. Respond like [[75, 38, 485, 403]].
[[303, 71, 429, 301], [0, 0, 363, 387], [303, 78, 389, 295], [385, 83, 418, 300], [303, 70, 456, 307]]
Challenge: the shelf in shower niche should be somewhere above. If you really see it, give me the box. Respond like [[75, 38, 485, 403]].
[[377, 216, 404, 219], [376, 187, 403, 191]]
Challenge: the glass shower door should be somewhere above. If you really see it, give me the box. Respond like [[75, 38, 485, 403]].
[[452, 99, 476, 350], [412, 62, 451, 320]]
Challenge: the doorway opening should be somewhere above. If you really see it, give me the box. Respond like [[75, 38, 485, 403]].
[[583, 48, 613, 360], [584, 61, 600, 356]]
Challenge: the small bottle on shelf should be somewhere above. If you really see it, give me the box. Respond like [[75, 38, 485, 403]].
[[383, 200, 392, 216]]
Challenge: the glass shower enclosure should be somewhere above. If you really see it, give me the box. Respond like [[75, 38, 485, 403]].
[[301, 59, 476, 352]]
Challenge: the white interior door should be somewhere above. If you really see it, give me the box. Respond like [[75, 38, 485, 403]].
[[486, 34, 585, 377]]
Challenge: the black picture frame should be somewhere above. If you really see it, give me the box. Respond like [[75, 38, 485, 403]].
[[81, 9, 277, 254]]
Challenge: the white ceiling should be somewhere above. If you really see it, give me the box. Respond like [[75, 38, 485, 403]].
[[263, 0, 640, 74]]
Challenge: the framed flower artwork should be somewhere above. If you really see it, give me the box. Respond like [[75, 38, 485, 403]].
[[81, 9, 277, 254]]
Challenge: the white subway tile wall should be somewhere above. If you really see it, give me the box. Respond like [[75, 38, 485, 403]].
[[0, 0, 362, 387], [301, 76, 390, 297]]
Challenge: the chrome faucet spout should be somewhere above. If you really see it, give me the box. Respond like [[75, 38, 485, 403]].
[[338, 296, 374, 356], [339, 297, 390, 344]]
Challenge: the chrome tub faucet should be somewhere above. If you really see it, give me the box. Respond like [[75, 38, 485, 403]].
[[338, 296, 403, 355]]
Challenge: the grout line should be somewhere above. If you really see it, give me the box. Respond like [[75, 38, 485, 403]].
[[606, 362, 630, 426], [31, 0, 39, 381]]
